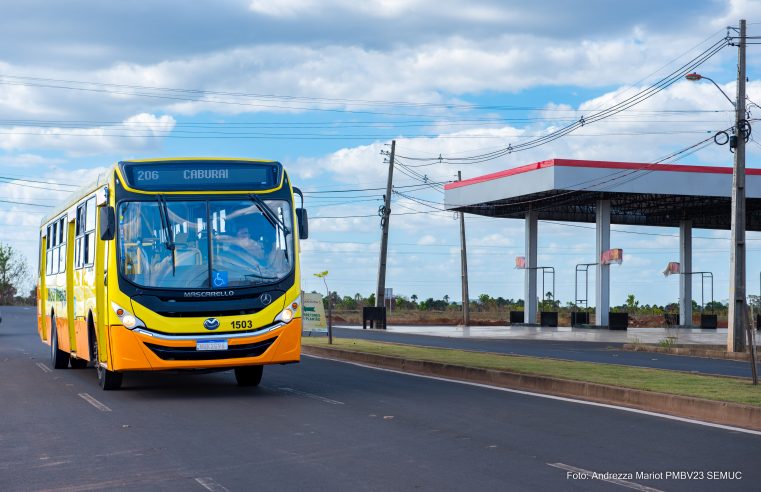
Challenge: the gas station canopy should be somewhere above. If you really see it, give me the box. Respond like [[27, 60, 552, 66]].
[[444, 159, 761, 230]]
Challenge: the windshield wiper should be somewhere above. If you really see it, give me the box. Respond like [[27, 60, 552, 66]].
[[244, 264, 280, 284], [248, 194, 290, 235], [156, 195, 176, 276], [244, 273, 280, 282]]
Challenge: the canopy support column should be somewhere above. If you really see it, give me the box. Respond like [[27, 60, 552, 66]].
[[680, 220, 693, 327], [596, 200, 610, 327], [524, 209, 538, 324]]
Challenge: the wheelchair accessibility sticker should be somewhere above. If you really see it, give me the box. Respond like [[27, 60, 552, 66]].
[[212, 271, 229, 288]]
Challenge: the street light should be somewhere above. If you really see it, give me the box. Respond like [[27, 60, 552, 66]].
[[685, 72, 736, 108], [685, 19, 748, 355]]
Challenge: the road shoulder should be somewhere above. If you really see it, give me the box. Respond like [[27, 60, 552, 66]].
[[302, 341, 761, 432]]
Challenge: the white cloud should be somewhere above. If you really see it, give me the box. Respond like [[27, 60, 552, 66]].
[[1, 0, 757, 304], [310, 214, 375, 233], [0, 113, 175, 156], [0, 19, 741, 125], [0, 153, 66, 168], [417, 234, 438, 245], [250, 0, 426, 18]]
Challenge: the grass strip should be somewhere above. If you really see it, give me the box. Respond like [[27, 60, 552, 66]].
[[302, 337, 761, 406]]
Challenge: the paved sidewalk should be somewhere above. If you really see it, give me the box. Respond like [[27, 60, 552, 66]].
[[325, 325, 759, 378], [338, 323, 749, 345]]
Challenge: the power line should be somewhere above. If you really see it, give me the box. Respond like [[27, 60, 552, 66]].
[[0, 178, 78, 192], [0, 198, 53, 208], [0, 175, 78, 188], [395, 36, 729, 164], [0, 73, 737, 117]]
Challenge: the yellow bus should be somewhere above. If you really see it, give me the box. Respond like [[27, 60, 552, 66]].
[[37, 158, 308, 390]]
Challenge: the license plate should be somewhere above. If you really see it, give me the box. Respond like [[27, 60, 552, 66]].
[[196, 340, 228, 351]]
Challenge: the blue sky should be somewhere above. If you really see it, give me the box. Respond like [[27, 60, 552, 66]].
[[2, 0, 761, 306]]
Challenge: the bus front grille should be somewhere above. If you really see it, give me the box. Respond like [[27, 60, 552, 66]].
[[144, 337, 277, 361]]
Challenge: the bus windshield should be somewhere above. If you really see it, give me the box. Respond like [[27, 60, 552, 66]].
[[118, 198, 293, 289]]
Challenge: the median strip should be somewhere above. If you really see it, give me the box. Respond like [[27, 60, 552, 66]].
[[302, 338, 761, 431]]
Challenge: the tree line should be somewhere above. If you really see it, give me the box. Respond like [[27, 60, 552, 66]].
[[0, 243, 33, 305], [318, 291, 735, 315]]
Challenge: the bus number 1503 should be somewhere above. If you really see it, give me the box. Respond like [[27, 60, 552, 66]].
[[137, 170, 160, 181], [231, 320, 253, 329]]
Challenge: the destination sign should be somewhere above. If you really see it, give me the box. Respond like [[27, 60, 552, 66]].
[[120, 161, 281, 191]]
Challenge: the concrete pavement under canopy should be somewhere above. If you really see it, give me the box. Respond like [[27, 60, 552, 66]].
[[444, 158, 761, 328]]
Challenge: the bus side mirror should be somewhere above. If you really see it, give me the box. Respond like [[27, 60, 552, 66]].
[[99, 206, 115, 241], [296, 208, 308, 240]]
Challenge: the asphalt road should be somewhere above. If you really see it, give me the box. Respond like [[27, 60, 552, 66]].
[[2, 306, 760, 491], [333, 327, 756, 378]]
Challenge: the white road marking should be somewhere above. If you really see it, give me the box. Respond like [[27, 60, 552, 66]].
[[77, 393, 112, 412], [548, 463, 665, 492], [35, 362, 52, 373], [194, 477, 230, 492], [304, 354, 761, 436], [34, 460, 71, 469], [277, 386, 344, 405]]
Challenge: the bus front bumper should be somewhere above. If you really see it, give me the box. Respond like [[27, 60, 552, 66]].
[[108, 318, 302, 371]]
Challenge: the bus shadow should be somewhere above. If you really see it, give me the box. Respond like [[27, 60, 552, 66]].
[[116, 370, 283, 400]]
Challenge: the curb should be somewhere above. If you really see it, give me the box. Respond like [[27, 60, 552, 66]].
[[623, 343, 751, 361], [303, 345, 761, 432]]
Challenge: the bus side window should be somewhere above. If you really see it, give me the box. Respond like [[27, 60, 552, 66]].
[[46, 225, 53, 276], [51, 221, 59, 275], [75, 203, 85, 269], [84, 197, 96, 266], [58, 217, 66, 273]]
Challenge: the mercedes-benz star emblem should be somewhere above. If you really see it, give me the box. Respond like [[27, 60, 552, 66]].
[[203, 318, 220, 330], [259, 293, 272, 305]]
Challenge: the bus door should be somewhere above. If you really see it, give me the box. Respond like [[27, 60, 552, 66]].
[[66, 213, 77, 354], [94, 197, 110, 367], [38, 231, 47, 341]]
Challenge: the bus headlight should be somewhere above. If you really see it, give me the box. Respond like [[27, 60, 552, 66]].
[[275, 297, 300, 324], [280, 309, 294, 323], [111, 302, 145, 330]]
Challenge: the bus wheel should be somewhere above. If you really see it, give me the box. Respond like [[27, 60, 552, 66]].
[[93, 337, 122, 390], [234, 366, 263, 387], [70, 357, 88, 369], [50, 318, 70, 369]]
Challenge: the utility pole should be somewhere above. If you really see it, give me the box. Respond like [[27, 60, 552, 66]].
[[376, 140, 395, 314], [458, 171, 470, 326], [728, 19, 747, 353]]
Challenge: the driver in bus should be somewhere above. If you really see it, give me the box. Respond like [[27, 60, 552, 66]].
[[225, 221, 264, 258], [222, 214, 290, 278]]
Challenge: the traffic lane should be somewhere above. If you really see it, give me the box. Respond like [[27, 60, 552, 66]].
[[271, 356, 761, 492], [8, 363, 585, 491], [333, 327, 753, 378], [5, 336, 761, 492], [2, 306, 582, 491], [0, 308, 204, 490], [5, 306, 760, 491]]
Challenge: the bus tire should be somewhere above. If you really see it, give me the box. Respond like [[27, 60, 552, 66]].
[[50, 317, 70, 369], [234, 365, 263, 387], [96, 359, 123, 390], [92, 327, 122, 390]]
